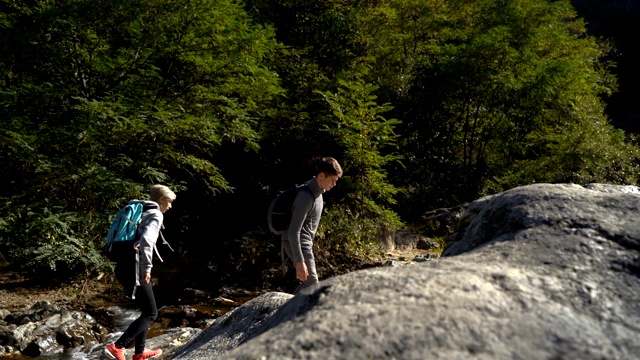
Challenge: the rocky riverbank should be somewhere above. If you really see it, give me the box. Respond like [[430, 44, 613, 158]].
[[0, 246, 434, 312], [6, 183, 638, 359], [0, 264, 115, 312], [0, 246, 435, 358], [175, 183, 640, 360]]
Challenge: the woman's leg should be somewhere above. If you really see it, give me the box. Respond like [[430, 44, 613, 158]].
[[115, 282, 157, 353], [113, 264, 158, 352], [132, 283, 157, 354]]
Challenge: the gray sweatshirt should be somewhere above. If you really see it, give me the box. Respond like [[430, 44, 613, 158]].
[[283, 177, 325, 263], [130, 200, 163, 275]]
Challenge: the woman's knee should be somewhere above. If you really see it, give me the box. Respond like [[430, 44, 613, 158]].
[[144, 311, 158, 322]]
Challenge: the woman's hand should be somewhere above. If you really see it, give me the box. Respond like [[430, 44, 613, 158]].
[[140, 272, 151, 285]]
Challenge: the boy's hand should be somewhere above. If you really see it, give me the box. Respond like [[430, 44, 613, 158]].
[[295, 262, 308, 282]]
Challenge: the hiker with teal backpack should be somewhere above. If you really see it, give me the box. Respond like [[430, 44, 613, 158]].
[[104, 184, 176, 360], [275, 157, 342, 294]]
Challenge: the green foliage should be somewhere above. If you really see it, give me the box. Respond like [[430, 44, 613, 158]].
[[315, 204, 389, 272], [0, 0, 284, 276], [1, 206, 111, 279], [313, 74, 403, 268], [250, 0, 639, 218], [225, 229, 285, 289], [317, 75, 403, 210], [1, 0, 639, 284], [369, 0, 640, 215], [572, 0, 640, 134]]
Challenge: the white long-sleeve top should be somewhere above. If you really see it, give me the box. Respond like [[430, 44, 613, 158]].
[[130, 200, 163, 275]]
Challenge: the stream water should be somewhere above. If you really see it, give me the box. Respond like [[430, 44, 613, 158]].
[[8, 306, 148, 360], [6, 299, 251, 360]]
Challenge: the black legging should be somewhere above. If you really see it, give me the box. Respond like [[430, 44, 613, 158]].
[[114, 259, 158, 354]]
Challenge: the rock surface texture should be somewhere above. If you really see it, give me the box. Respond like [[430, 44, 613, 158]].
[[174, 183, 640, 360], [172, 292, 293, 359], [0, 301, 109, 357]]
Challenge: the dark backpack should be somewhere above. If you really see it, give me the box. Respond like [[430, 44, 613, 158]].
[[267, 185, 313, 235]]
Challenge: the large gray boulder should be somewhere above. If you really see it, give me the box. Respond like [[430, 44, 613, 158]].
[[172, 292, 293, 359], [175, 183, 640, 359]]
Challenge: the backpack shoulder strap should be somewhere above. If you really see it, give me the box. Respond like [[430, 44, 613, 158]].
[[298, 185, 314, 200], [298, 185, 316, 213], [137, 208, 174, 263]]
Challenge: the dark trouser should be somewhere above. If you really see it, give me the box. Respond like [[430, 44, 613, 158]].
[[283, 240, 318, 294], [114, 260, 157, 354]]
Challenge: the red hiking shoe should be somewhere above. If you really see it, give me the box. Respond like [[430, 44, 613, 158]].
[[104, 343, 126, 360], [132, 348, 163, 360]]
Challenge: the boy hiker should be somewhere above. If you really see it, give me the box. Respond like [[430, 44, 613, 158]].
[[105, 184, 176, 360], [283, 157, 343, 294]]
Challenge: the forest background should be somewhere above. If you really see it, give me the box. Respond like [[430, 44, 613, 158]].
[[1, 0, 639, 295]]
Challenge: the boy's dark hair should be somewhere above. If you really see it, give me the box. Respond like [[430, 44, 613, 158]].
[[315, 157, 343, 177]]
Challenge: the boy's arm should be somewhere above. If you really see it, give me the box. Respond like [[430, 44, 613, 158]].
[[286, 191, 314, 264]]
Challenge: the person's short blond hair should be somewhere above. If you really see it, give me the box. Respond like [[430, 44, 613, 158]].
[[150, 184, 177, 202]]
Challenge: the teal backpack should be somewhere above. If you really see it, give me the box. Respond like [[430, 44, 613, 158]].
[[104, 202, 174, 263], [104, 203, 145, 262]]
